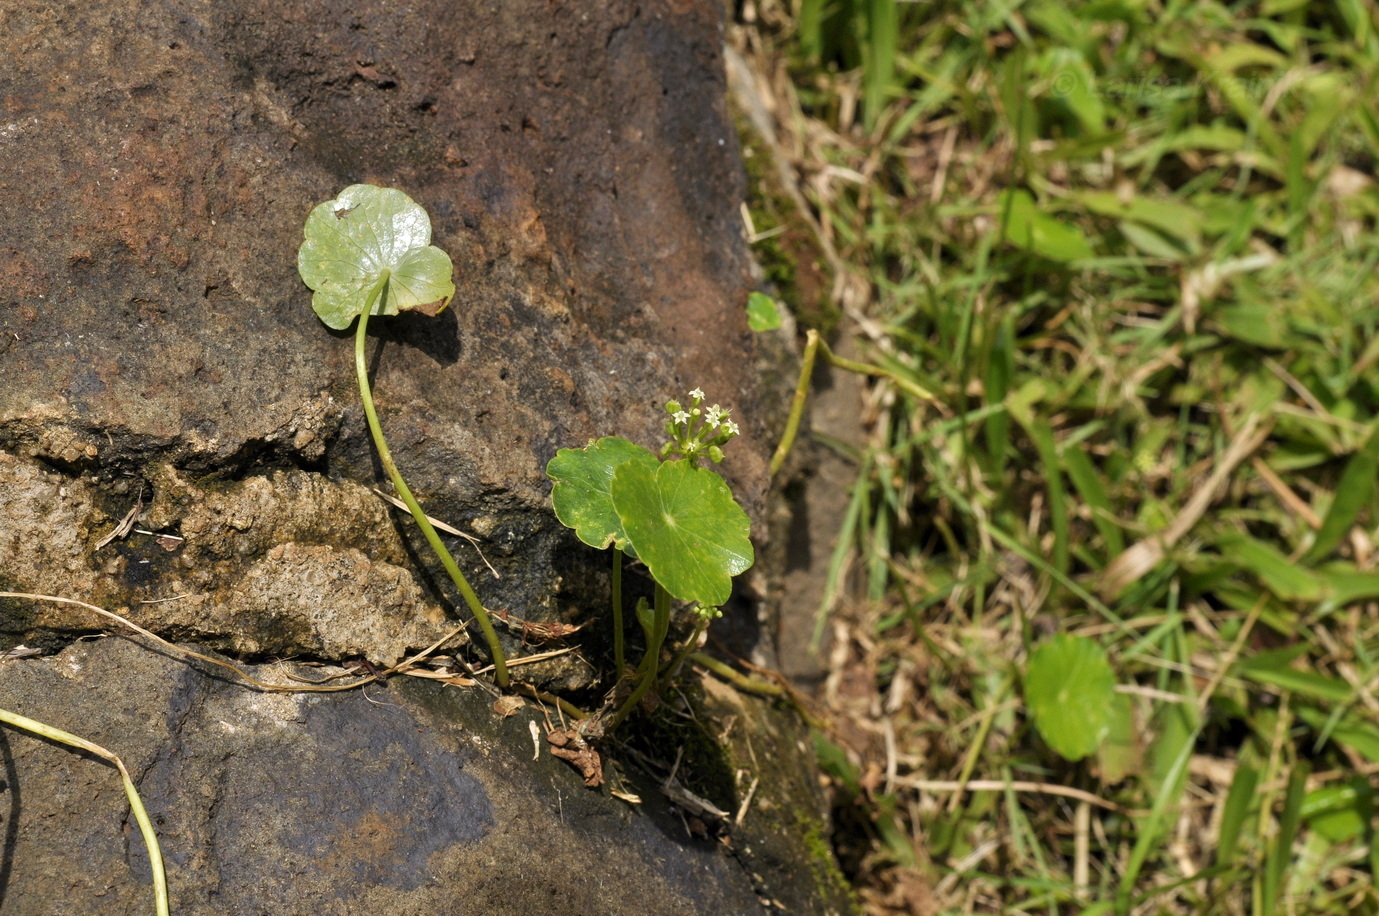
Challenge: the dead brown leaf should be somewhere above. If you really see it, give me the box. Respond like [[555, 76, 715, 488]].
[[547, 727, 603, 787]]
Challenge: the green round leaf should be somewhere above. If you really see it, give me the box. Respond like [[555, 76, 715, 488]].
[[610, 458, 753, 606], [1023, 634, 1117, 762], [546, 437, 658, 555], [746, 291, 783, 332], [297, 184, 457, 330]]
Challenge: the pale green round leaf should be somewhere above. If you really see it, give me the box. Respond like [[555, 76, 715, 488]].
[[297, 184, 456, 330], [546, 437, 658, 555], [746, 291, 783, 332], [610, 458, 753, 607], [1023, 634, 1117, 762]]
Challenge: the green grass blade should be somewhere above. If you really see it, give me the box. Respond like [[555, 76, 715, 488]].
[[1261, 762, 1309, 916], [1216, 532, 1324, 603], [1216, 761, 1260, 868], [0, 707, 169, 916], [1060, 442, 1125, 558], [1297, 707, 1379, 763], [1305, 421, 1379, 563], [1117, 723, 1201, 913], [796, 0, 827, 62], [1237, 648, 1353, 703], [1006, 401, 1070, 575], [862, 0, 898, 130], [982, 314, 1015, 469]]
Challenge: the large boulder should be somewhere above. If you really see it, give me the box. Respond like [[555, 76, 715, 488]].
[[0, 637, 851, 915], [1, 0, 772, 667], [0, 1, 852, 913]]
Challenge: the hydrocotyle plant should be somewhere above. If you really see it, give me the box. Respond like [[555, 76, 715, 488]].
[[546, 390, 753, 726], [297, 184, 509, 686]]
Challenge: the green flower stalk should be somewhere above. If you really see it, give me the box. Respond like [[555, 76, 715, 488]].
[[661, 387, 741, 464]]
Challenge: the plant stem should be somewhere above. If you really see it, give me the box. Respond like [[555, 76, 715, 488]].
[[685, 653, 826, 728], [816, 331, 937, 403], [0, 707, 169, 916], [685, 651, 784, 697], [355, 274, 509, 687], [612, 548, 625, 680], [607, 583, 670, 729], [769, 329, 820, 478], [658, 617, 709, 690], [769, 329, 938, 478]]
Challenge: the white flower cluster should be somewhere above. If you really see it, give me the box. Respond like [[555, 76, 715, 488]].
[[662, 387, 740, 464]]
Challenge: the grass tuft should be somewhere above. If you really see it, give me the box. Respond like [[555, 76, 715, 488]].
[[736, 0, 1379, 912]]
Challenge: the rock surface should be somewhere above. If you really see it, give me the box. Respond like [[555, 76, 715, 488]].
[[0, 1, 852, 913], [1, 0, 773, 666], [0, 638, 813, 915]]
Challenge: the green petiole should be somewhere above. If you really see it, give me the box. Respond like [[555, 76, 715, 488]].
[[770, 328, 937, 479], [657, 616, 709, 690], [607, 584, 670, 729], [354, 272, 509, 687], [612, 547, 625, 680]]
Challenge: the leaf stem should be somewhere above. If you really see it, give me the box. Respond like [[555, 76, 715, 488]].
[[612, 548, 625, 680], [685, 651, 784, 697], [658, 617, 709, 690], [607, 583, 670, 728], [355, 273, 510, 687], [769, 329, 820, 478], [685, 653, 827, 728], [815, 330, 937, 402]]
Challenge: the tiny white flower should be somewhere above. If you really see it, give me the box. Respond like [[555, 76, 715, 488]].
[[704, 406, 723, 425], [689, 387, 705, 401], [673, 410, 690, 424], [722, 419, 739, 437]]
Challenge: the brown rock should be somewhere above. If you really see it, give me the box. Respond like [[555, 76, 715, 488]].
[[0, 1, 853, 913], [0, 0, 769, 664]]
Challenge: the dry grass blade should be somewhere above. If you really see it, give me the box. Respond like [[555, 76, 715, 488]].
[[93, 490, 143, 550], [892, 777, 1139, 815], [0, 592, 466, 693], [370, 487, 501, 578]]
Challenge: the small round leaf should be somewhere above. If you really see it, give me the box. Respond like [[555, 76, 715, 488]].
[[546, 437, 658, 555], [1023, 634, 1117, 762], [746, 291, 783, 332], [610, 458, 753, 607], [297, 184, 456, 330]]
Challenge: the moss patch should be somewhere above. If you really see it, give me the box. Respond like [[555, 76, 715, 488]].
[[802, 814, 856, 909], [659, 672, 861, 914]]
